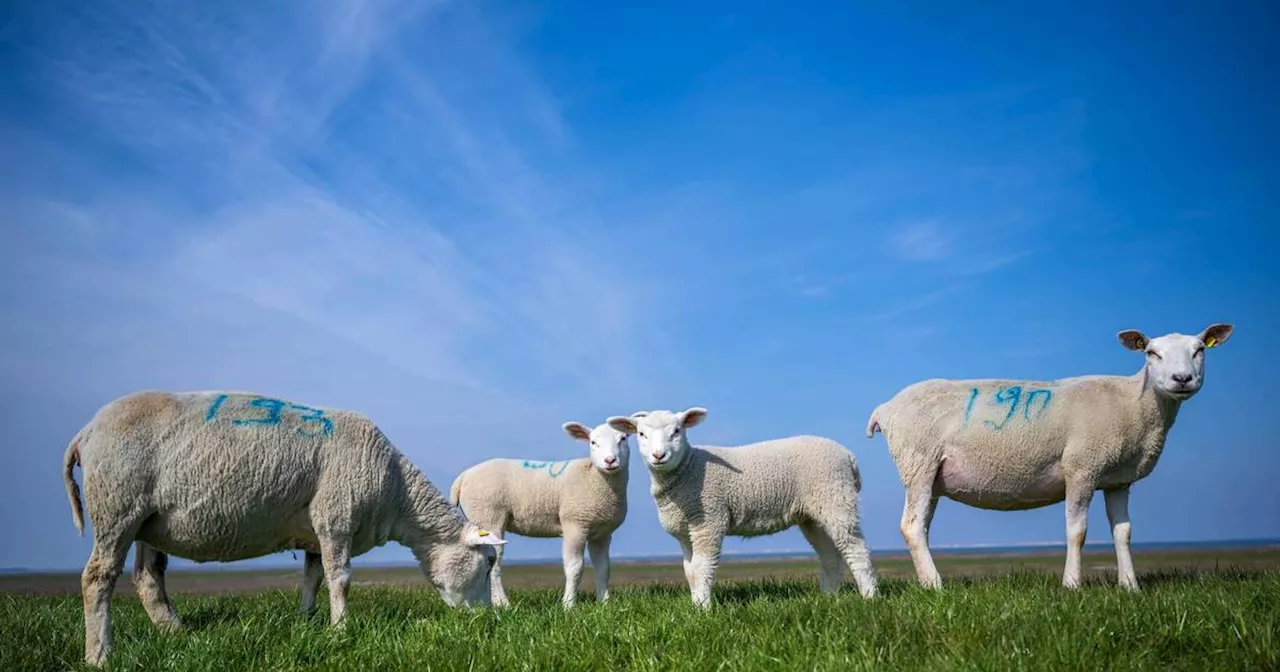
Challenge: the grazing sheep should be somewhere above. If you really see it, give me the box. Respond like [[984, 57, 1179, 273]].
[[606, 408, 878, 609], [62, 389, 506, 667], [449, 421, 633, 608], [866, 323, 1235, 591]]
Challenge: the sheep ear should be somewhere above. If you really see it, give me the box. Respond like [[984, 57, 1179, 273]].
[[630, 411, 649, 419], [562, 422, 591, 442], [1198, 323, 1233, 349], [606, 415, 638, 434], [1117, 330, 1148, 351], [464, 526, 506, 546], [679, 407, 708, 428]]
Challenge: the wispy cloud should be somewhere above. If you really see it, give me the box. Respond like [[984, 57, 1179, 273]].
[[792, 271, 864, 299], [7, 0, 671, 399], [886, 219, 954, 262], [0, 0, 687, 568]]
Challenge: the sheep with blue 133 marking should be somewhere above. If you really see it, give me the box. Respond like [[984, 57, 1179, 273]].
[[606, 408, 878, 609], [866, 323, 1235, 592], [449, 420, 634, 608], [62, 389, 506, 667]]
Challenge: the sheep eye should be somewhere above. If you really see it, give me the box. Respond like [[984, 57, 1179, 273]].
[[1146, 350, 1162, 360]]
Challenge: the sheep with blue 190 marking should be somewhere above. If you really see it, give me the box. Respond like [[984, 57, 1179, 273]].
[[866, 323, 1234, 591], [606, 408, 878, 609], [449, 420, 634, 608], [62, 389, 506, 667]]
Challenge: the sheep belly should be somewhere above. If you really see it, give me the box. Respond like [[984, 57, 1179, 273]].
[[726, 509, 800, 537], [138, 506, 321, 562], [723, 485, 805, 537], [934, 452, 1066, 511], [506, 517, 564, 538]]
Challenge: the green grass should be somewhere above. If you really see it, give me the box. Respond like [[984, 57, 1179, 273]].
[[4, 569, 1278, 671]]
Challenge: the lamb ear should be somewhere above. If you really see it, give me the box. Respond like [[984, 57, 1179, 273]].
[[1117, 330, 1148, 351], [1198, 323, 1233, 349], [464, 526, 506, 546], [562, 421, 591, 442], [679, 407, 708, 428], [606, 415, 638, 434]]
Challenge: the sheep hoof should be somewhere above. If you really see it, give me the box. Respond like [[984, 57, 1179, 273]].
[[155, 617, 183, 633]]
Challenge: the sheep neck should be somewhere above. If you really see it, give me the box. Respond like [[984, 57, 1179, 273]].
[[646, 444, 694, 498], [1128, 366, 1183, 476], [393, 452, 465, 547], [596, 462, 630, 496], [1134, 366, 1183, 433]]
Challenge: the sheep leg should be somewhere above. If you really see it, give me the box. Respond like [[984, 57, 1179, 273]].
[[587, 535, 612, 603], [687, 530, 724, 610], [1062, 482, 1095, 589], [827, 519, 879, 599], [317, 536, 352, 626], [488, 528, 511, 608], [299, 551, 324, 617], [900, 481, 942, 589], [678, 537, 695, 591], [81, 532, 133, 666], [132, 541, 182, 631], [799, 522, 844, 594], [560, 526, 588, 609], [1104, 486, 1139, 591]]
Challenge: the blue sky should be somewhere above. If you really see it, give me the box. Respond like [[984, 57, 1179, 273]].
[[1, 1, 1277, 572]]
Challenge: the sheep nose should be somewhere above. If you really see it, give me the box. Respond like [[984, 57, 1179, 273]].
[[651, 451, 667, 461], [604, 456, 618, 466], [1172, 373, 1192, 384]]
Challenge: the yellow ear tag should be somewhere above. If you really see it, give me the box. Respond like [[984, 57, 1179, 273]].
[[477, 530, 490, 537], [1135, 337, 1146, 350], [1206, 337, 1217, 348]]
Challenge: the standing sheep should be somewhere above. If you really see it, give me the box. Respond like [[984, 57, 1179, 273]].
[[62, 389, 506, 667], [866, 323, 1234, 591], [449, 421, 633, 608], [606, 408, 878, 609]]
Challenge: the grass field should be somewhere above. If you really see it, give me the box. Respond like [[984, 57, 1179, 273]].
[[3, 546, 1278, 670]]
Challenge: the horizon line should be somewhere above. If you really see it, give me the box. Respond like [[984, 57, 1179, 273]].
[[5, 536, 1277, 576]]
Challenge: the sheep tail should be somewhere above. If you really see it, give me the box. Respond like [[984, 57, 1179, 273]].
[[865, 404, 885, 438], [64, 428, 87, 536], [448, 473, 463, 507]]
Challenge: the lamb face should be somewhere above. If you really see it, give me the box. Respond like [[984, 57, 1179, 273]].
[[608, 407, 707, 473], [563, 421, 633, 474], [1118, 323, 1233, 400], [424, 524, 505, 607]]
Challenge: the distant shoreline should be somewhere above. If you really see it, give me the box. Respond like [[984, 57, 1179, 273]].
[[5, 537, 1278, 576]]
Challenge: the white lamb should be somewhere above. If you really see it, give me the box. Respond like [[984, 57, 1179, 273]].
[[865, 323, 1234, 591], [62, 389, 506, 667], [449, 421, 633, 608], [606, 408, 878, 609]]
